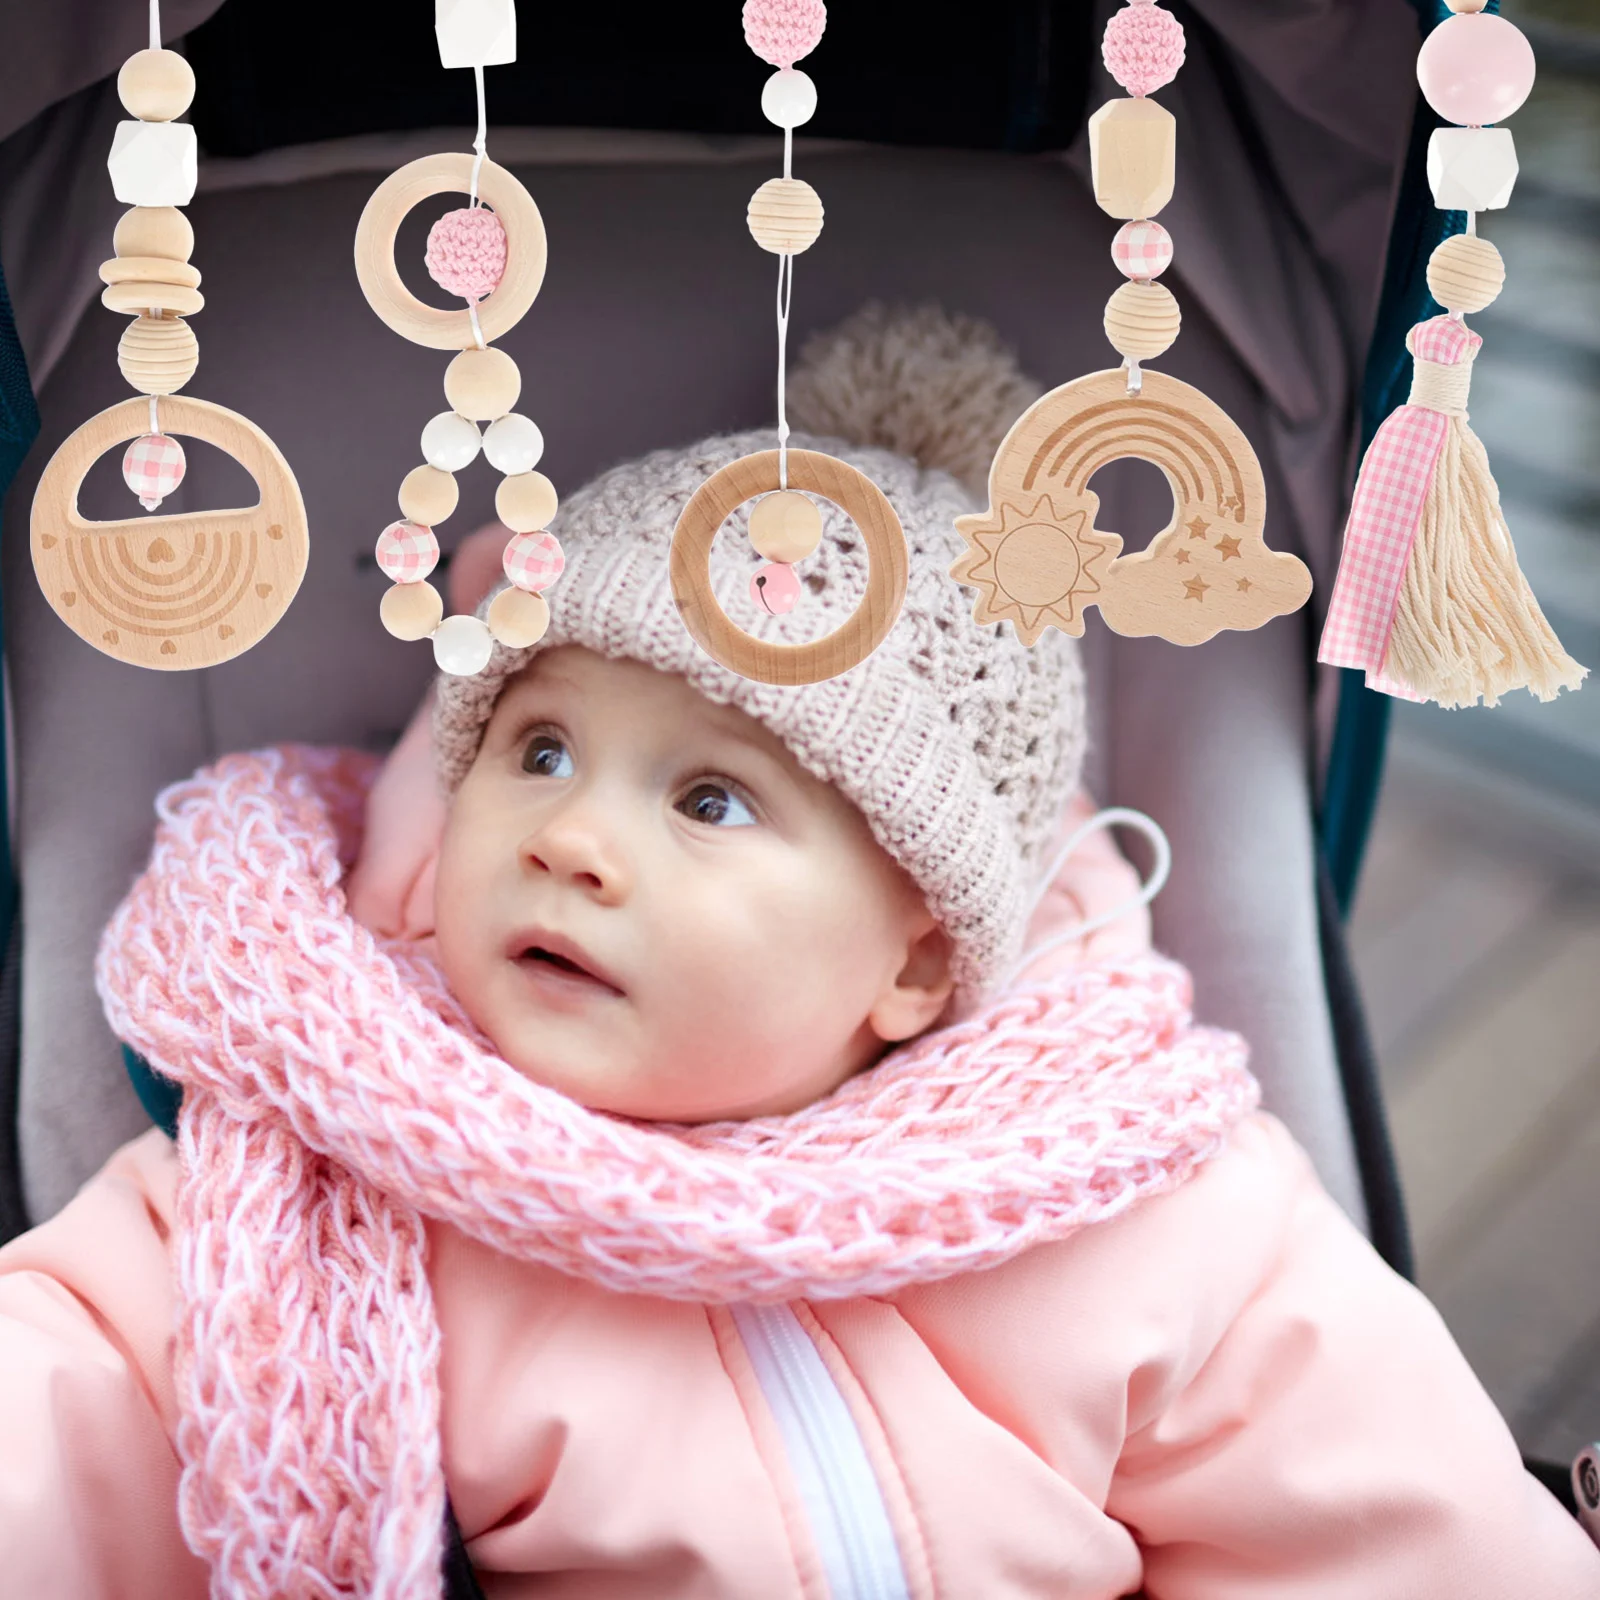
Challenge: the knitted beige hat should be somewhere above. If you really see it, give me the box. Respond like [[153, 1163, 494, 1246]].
[[434, 305, 1083, 1005]]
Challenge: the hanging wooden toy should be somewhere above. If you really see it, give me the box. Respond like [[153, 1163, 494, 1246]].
[[30, 3, 309, 670], [670, 0, 910, 686], [354, 0, 558, 676], [1319, 0, 1586, 707], [953, 0, 1311, 647]]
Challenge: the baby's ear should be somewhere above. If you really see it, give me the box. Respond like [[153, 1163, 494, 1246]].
[[869, 923, 956, 1043]]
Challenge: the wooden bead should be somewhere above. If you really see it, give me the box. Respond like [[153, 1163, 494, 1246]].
[[380, 581, 444, 641], [488, 586, 551, 648], [1444, 0, 1488, 12], [747, 178, 825, 255], [101, 280, 203, 317], [399, 464, 460, 526], [99, 255, 202, 290], [117, 49, 196, 122], [1104, 281, 1181, 362], [1088, 97, 1176, 221], [108, 119, 198, 207], [114, 206, 194, 262], [749, 491, 822, 563], [495, 470, 559, 532], [1426, 233, 1505, 315], [444, 347, 521, 421], [117, 314, 198, 395]]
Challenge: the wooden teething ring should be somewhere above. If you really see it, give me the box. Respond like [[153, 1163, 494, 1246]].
[[670, 449, 908, 685], [30, 395, 309, 670], [354, 153, 547, 350]]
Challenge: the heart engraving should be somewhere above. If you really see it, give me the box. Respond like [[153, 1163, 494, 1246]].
[[160, 640, 177, 655], [219, 625, 235, 638], [40, 534, 56, 549], [148, 537, 175, 564], [267, 524, 284, 541], [103, 630, 119, 645], [62, 591, 76, 606], [256, 583, 272, 598]]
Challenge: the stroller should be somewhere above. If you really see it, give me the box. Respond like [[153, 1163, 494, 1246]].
[[0, 0, 1583, 1582]]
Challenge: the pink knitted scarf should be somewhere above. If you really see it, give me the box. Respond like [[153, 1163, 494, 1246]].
[[96, 745, 1258, 1600]]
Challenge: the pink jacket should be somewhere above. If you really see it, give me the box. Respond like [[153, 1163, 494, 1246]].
[[1, 1107, 1595, 1598]]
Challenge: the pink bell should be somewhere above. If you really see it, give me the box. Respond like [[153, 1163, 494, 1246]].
[[1417, 13, 1536, 128], [750, 562, 801, 615], [122, 432, 186, 512]]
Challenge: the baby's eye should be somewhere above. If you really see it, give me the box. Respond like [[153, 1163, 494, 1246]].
[[677, 782, 757, 828], [521, 733, 574, 779]]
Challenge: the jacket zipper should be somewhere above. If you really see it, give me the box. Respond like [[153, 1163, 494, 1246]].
[[729, 1303, 911, 1600]]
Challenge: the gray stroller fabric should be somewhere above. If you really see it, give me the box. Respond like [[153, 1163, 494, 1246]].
[[0, 0, 1421, 1228]]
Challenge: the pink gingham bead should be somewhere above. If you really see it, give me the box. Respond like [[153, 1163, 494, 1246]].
[[1102, 0, 1185, 98], [425, 206, 508, 300], [376, 521, 440, 584], [1418, 13, 1536, 128], [123, 432, 186, 512], [503, 530, 565, 592], [750, 561, 801, 615], [1111, 219, 1173, 281], [742, 0, 826, 69]]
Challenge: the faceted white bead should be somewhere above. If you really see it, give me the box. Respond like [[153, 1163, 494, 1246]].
[[435, 0, 516, 68], [1427, 127, 1518, 213], [483, 412, 545, 475], [433, 613, 495, 676], [421, 411, 482, 472], [761, 69, 818, 130], [108, 120, 198, 207]]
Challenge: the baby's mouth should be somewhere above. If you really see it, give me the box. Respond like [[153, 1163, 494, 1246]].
[[510, 932, 625, 999]]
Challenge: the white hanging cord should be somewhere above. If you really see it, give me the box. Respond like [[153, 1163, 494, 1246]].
[[468, 301, 486, 350], [773, 124, 797, 488], [470, 64, 488, 205], [1125, 357, 1143, 397], [149, 0, 160, 51], [1002, 807, 1172, 986], [149, 394, 159, 435]]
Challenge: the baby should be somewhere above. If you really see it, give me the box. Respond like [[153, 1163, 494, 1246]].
[[2, 312, 1597, 1600]]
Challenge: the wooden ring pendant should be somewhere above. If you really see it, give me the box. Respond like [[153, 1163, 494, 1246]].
[[30, 395, 309, 670], [354, 153, 547, 351], [670, 450, 908, 685]]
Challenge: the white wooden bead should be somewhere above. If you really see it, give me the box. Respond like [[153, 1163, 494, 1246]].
[[1088, 97, 1176, 221], [100, 255, 202, 290], [1427, 127, 1517, 213], [113, 206, 193, 262], [108, 119, 198, 207], [1104, 280, 1181, 362], [749, 491, 822, 563], [444, 347, 521, 421], [495, 471, 559, 532], [117, 49, 196, 121], [433, 613, 495, 675], [762, 70, 817, 129], [488, 586, 551, 648], [117, 314, 198, 395], [101, 280, 205, 316], [748, 178, 825, 255], [435, 0, 516, 68], [421, 411, 481, 472], [399, 464, 460, 526], [380, 580, 444, 640], [483, 413, 544, 474], [1426, 233, 1505, 315]]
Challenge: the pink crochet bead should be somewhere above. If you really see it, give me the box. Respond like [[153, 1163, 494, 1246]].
[[425, 206, 508, 300], [503, 530, 565, 592], [1417, 13, 1536, 128], [1102, 0, 1185, 98], [122, 432, 186, 511], [376, 521, 440, 584], [751, 562, 801, 615], [742, 0, 826, 69]]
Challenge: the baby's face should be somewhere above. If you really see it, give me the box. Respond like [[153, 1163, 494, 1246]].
[[435, 646, 953, 1121]]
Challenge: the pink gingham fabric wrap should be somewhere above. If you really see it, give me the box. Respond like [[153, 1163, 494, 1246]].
[[1317, 316, 1481, 700], [122, 433, 187, 511], [1112, 220, 1173, 281], [376, 521, 441, 583], [503, 530, 565, 592]]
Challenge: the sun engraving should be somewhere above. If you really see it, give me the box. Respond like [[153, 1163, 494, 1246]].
[[951, 494, 1120, 645]]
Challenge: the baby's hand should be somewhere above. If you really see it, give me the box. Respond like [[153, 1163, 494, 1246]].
[[345, 523, 509, 937]]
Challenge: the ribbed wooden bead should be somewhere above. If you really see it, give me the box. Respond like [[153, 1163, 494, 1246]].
[[399, 464, 460, 526], [444, 347, 522, 421], [117, 48, 196, 121], [1104, 280, 1181, 362], [101, 280, 204, 317], [1426, 233, 1504, 315], [488, 586, 551, 648], [749, 491, 822, 563], [380, 581, 444, 641], [747, 178, 824, 255], [117, 313, 198, 395], [99, 255, 202, 290], [113, 205, 194, 263], [495, 470, 559, 532]]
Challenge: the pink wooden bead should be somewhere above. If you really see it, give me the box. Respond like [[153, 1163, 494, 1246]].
[[1417, 13, 1536, 127], [122, 432, 186, 511], [750, 562, 801, 615], [502, 530, 565, 592], [376, 521, 440, 583], [1111, 219, 1173, 280]]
